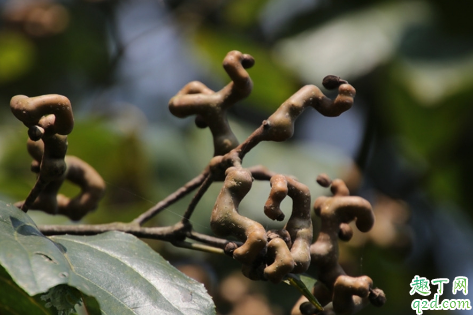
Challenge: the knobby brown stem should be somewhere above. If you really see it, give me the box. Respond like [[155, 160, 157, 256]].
[[232, 75, 355, 161], [168, 50, 254, 156], [11, 95, 106, 220], [291, 174, 385, 315]]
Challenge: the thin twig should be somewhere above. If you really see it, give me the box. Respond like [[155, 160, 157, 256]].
[[234, 124, 266, 160], [181, 173, 213, 223], [39, 222, 187, 241], [40, 222, 234, 255], [172, 241, 224, 255], [21, 178, 48, 212], [187, 230, 237, 249], [133, 171, 208, 225]]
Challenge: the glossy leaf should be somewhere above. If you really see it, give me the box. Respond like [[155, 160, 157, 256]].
[[284, 273, 323, 311], [0, 201, 215, 314], [0, 201, 70, 296], [0, 266, 53, 315]]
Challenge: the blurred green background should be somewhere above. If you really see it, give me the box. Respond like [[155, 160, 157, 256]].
[[1, 0, 473, 314]]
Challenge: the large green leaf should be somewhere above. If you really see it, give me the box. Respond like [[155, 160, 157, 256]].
[[0, 201, 215, 314], [0, 266, 53, 315], [0, 202, 69, 296]]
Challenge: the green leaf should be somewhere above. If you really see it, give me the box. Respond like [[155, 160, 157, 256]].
[[297, 273, 318, 291], [0, 266, 54, 315], [284, 273, 323, 311], [0, 201, 215, 314], [0, 202, 70, 296], [50, 233, 215, 315]]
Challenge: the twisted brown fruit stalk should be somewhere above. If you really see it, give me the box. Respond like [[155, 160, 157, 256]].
[[10, 94, 74, 136], [265, 175, 313, 274], [234, 75, 355, 159], [15, 139, 106, 221], [168, 50, 254, 156], [264, 234, 294, 283], [292, 174, 385, 315], [211, 166, 267, 265], [11, 94, 105, 220], [11, 94, 73, 212], [261, 76, 355, 143]]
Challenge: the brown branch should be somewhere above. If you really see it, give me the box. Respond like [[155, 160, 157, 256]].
[[171, 241, 224, 255], [234, 124, 266, 160], [181, 173, 213, 223], [132, 171, 208, 225], [20, 177, 49, 212], [39, 222, 188, 242], [40, 222, 237, 255], [187, 230, 238, 249]]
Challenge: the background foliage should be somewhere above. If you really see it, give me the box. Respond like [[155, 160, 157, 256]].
[[1, 0, 473, 314]]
